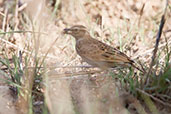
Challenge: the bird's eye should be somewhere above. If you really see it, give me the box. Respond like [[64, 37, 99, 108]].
[[74, 29, 79, 32]]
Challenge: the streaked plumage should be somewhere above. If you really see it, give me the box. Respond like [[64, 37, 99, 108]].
[[63, 25, 142, 71]]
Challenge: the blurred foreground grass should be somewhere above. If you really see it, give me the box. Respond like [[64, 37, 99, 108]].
[[0, 0, 170, 114]]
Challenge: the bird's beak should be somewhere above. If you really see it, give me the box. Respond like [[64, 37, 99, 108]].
[[63, 28, 72, 34]]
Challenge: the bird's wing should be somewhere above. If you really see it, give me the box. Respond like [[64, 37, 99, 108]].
[[76, 38, 133, 64]]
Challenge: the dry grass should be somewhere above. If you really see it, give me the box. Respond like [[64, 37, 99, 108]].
[[0, 0, 170, 114]]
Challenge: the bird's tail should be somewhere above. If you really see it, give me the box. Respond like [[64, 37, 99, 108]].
[[130, 62, 145, 73]]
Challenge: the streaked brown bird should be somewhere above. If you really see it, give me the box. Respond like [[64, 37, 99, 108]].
[[63, 25, 142, 72]]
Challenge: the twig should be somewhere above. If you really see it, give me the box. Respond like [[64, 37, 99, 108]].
[[2, 8, 8, 31], [18, 3, 27, 12], [14, 0, 19, 30], [52, 0, 61, 16], [0, 12, 5, 17], [138, 2, 145, 26], [48, 70, 104, 80], [136, 88, 171, 107], [145, 0, 168, 85], [0, 30, 48, 35], [0, 37, 25, 50], [1, 65, 95, 71], [132, 40, 171, 59], [29, 65, 93, 69]]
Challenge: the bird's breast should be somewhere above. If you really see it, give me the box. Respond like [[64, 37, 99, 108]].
[[75, 39, 89, 55]]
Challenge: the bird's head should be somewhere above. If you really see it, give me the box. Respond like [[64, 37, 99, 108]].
[[63, 25, 90, 40]]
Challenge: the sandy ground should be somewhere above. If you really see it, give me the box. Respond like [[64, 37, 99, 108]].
[[0, 83, 17, 114], [0, 0, 170, 114]]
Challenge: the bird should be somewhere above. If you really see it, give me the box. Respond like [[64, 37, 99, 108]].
[[63, 25, 143, 72]]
